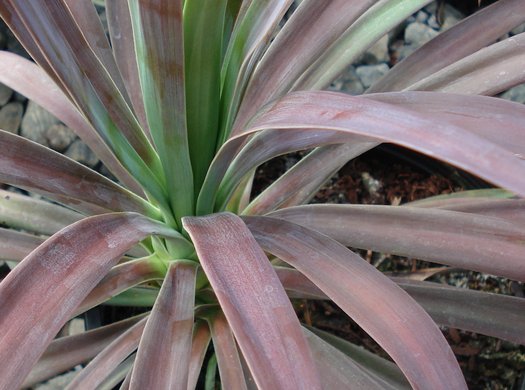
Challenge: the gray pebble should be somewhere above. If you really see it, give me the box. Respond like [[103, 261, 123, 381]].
[[65, 139, 100, 168], [415, 10, 429, 23], [404, 22, 439, 47], [329, 65, 365, 95], [0, 102, 23, 134], [500, 84, 525, 104], [0, 83, 13, 106], [46, 124, 77, 152], [355, 63, 390, 89], [427, 4, 463, 31], [20, 100, 61, 146]]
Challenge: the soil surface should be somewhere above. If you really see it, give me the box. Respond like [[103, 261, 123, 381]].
[[253, 145, 525, 389]]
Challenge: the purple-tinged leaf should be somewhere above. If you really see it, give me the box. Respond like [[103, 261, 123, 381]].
[[75, 256, 163, 316], [303, 327, 405, 389], [0, 51, 143, 194], [245, 216, 466, 389], [274, 266, 325, 300], [24, 315, 146, 388], [386, 267, 454, 281], [219, 0, 293, 144], [293, 0, 433, 91], [187, 321, 212, 390], [130, 261, 197, 389], [215, 129, 360, 210], [241, 142, 373, 215], [277, 267, 525, 345], [233, 0, 375, 134], [369, 0, 525, 92], [106, 1, 150, 137], [129, 0, 194, 224], [200, 90, 525, 214], [1, 1, 167, 205], [0, 1, 156, 164], [246, 91, 525, 196], [366, 91, 525, 155], [306, 327, 410, 389], [423, 198, 525, 228], [0, 189, 81, 235], [63, 0, 132, 106], [0, 228, 43, 261], [208, 312, 248, 390], [100, 354, 135, 390], [183, 213, 322, 389], [270, 204, 525, 281], [0, 212, 176, 389], [66, 317, 147, 390], [405, 33, 525, 95], [0, 130, 159, 218], [394, 278, 525, 345]]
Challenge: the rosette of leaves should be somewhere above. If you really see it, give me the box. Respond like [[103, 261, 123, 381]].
[[0, 0, 524, 388]]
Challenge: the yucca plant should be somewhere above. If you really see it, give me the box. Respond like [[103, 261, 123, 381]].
[[0, 0, 524, 388]]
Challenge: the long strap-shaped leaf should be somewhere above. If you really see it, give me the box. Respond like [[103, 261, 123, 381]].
[[183, 213, 322, 389], [269, 204, 525, 281], [276, 267, 525, 345], [218, 0, 292, 144], [0, 51, 143, 194], [244, 143, 372, 215], [63, 0, 132, 107], [417, 198, 525, 227], [246, 92, 525, 196], [233, 0, 375, 134], [405, 32, 525, 95], [0, 130, 158, 218], [303, 327, 405, 390], [74, 256, 164, 317], [0, 1, 167, 206], [366, 91, 525, 154], [249, 89, 525, 212], [106, 1, 150, 138], [245, 216, 466, 389], [0, 228, 44, 261], [188, 321, 212, 390], [306, 326, 411, 389], [0, 212, 176, 389], [293, 0, 433, 90], [129, 0, 194, 225], [184, 0, 229, 192], [369, 0, 525, 92], [65, 317, 148, 390], [130, 261, 197, 389], [198, 91, 525, 214], [208, 312, 249, 390], [1, 0, 156, 163], [215, 129, 361, 210], [0, 189, 81, 235], [394, 278, 525, 345], [24, 315, 146, 388]]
